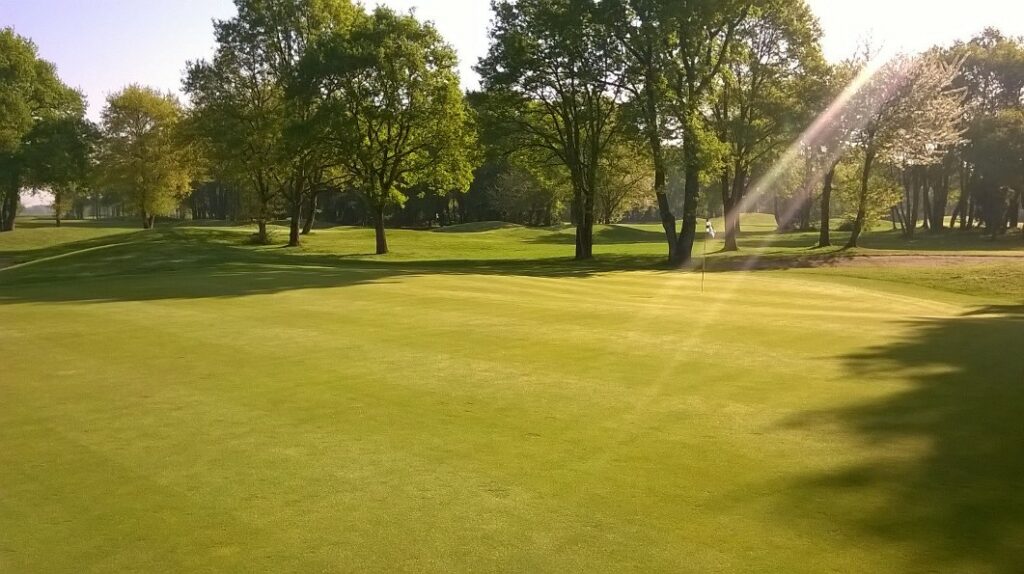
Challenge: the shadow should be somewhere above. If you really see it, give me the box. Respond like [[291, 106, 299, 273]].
[[0, 226, 670, 304], [701, 250, 857, 272], [859, 229, 1024, 252], [783, 304, 1024, 572], [0, 228, 156, 269], [433, 221, 524, 233], [526, 224, 668, 245], [12, 217, 144, 230]]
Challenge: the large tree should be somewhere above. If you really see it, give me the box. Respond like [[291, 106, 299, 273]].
[[595, 138, 653, 223], [603, 0, 678, 257], [100, 85, 192, 229], [478, 0, 624, 260], [22, 116, 99, 227], [0, 28, 81, 232], [190, 0, 359, 246], [951, 30, 1024, 233], [844, 54, 964, 247], [297, 6, 475, 254], [710, 0, 823, 250], [966, 109, 1024, 237], [184, 7, 293, 243], [665, 0, 753, 264]]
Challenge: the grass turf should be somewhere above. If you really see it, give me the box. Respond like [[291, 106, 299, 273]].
[[1, 216, 1023, 573]]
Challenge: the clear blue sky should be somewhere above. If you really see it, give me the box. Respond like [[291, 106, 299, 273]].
[[3, 0, 1023, 121]]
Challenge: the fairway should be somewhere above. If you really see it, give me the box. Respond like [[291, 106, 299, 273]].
[[2, 220, 1022, 572]]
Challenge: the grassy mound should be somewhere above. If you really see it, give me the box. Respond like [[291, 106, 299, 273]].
[[434, 220, 524, 233]]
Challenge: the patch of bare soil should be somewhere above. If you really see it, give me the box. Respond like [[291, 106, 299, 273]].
[[827, 255, 1024, 268]]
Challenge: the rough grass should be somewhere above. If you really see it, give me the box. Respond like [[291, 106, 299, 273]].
[[1, 216, 1023, 573]]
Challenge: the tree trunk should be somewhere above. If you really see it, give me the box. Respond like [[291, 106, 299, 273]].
[[960, 166, 974, 231], [672, 120, 700, 265], [920, 168, 931, 232], [818, 163, 835, 247], [374, 205, 388, 255], [288, 200, 301, 247], [965, 173, 977, 231], [798, 178, 813, 232], [907, 167, 921, 239], [723, 165, 743, 252], [929, 166, 948, 232], [643, 70, 677, 261], [575, 187, 595, 260], [720, 170, 737, 252], [53, 192, 64, 228], [905, 166, 921, 238], [301, 192, 318, 235], [846, 150, 875, 249], [1, 189, 19, 232], [256, 219, 269, 244], [142, 210, 152, 229], [1009, 189, 1021, 230], [575, 216, 594, 260]]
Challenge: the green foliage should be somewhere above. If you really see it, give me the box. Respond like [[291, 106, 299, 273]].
[[711, 0, 824, 186], [0, 28, 82, 231], [595, 139, 654, 223], [21, 116, 99, 220], [100, 85, 192, 226], [185, 0, 361, 245], [835, 153, 901, 228], [297, 6, 476, 237], [968, 109, 1024, 190], [478, 0, 624, 258]]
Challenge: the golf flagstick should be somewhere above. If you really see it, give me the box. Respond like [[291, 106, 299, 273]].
[[702, 219, 715, 294]]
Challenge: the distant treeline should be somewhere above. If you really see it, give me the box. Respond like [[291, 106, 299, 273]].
[[2, 0, 1022, 263]]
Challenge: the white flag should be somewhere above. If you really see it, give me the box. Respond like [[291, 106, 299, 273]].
[[705, 221, 716, 239]]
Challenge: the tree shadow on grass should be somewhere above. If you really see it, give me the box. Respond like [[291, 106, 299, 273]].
[[783, 304, 1024, 572], [526, 224, 669, 245], [0, 227, 671, 304]]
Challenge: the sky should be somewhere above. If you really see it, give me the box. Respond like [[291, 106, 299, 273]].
[[3, 0, 1024, 123]]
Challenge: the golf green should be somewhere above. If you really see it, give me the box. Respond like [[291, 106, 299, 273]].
[[1, 220, 1022, 572]]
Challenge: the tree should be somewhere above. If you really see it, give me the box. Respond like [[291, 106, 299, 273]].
[[190, 0, 359, 246], [100, 85, 192, 229], [0, 28, 81, 232], [478, 0, 624, 260], [710, 0, 823, 250], [489, 161, 569, 226], [22, 116, 99, 226], [298, 6, 476, 254], [966, 109, 1024, 237], [184, 10, 292, 243], [803, 60, 857, 247], [595, 139, 653, 223], [666, 0, 752, 264], [950, 30, 1024, 233], [844, 54, 964, 248], [603, 0, 679, 257]]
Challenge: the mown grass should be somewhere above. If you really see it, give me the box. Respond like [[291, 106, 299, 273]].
[[1, 216, 1022, 573]]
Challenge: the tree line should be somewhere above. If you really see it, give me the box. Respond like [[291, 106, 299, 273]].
[[1, 0, 1022, 262]]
